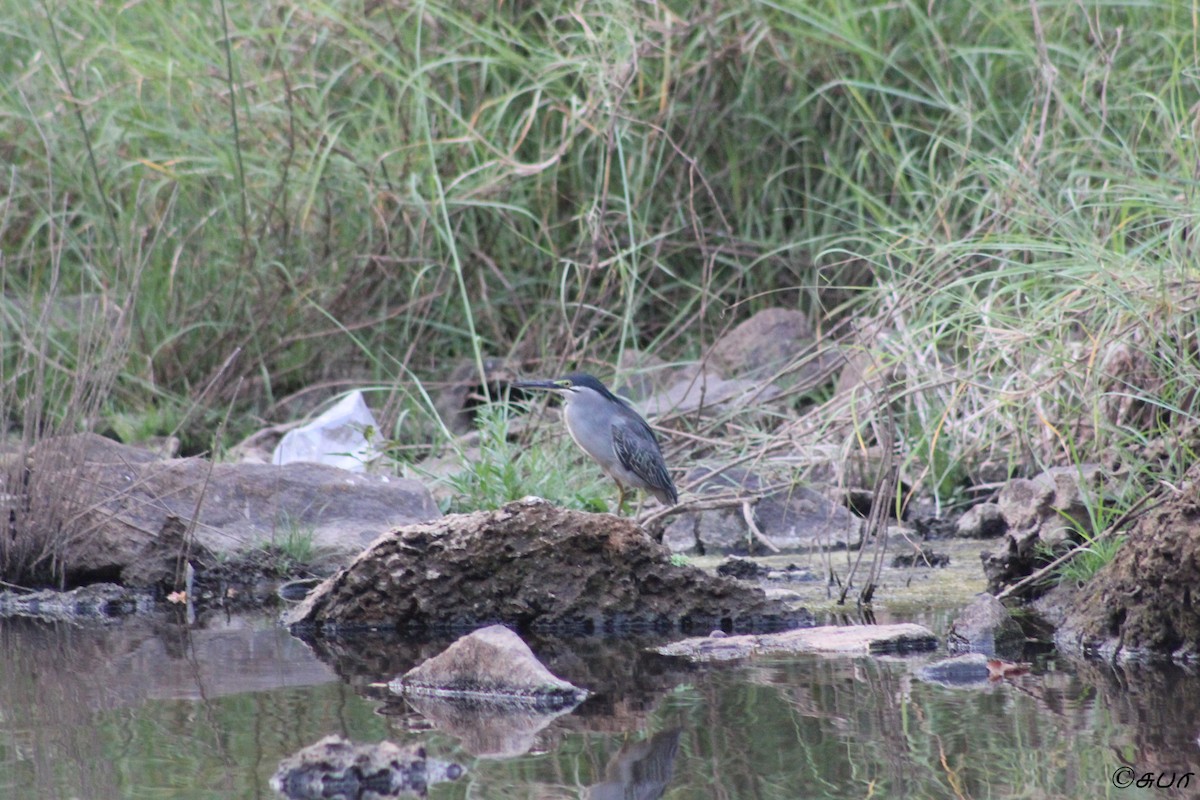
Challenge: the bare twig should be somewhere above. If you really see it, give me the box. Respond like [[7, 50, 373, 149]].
[[638, 492, 762, 534], [742, 500, 780, 554]]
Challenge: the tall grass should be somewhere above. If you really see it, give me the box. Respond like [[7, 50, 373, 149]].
[[2, 0, 1198, 568]]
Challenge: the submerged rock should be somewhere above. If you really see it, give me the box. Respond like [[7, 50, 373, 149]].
[[916, 653, 994, 687], [284, 498, 809, 634], [917, 653, 1031, 687], [390, 625, 586, 708], [387, 627, 587, 757], [270, 735, 463, 799], [0, 582, 152, 622], [655, 622, 937, 662]]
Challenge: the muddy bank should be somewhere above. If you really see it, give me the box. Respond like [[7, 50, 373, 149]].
[[1050, 476, 1200, 660]]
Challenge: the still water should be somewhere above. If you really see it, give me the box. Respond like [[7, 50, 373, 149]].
[[0, 610, 1195, 799]]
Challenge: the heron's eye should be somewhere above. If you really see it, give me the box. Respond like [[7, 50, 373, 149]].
[[556, 379, 572, 388]]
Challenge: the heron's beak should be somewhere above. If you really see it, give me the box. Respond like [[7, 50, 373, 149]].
[[513, 379, 562, 391]]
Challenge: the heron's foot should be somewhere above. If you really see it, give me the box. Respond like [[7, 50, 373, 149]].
[[614, 485, 629, 516]]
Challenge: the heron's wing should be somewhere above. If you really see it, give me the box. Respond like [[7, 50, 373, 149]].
[[611, 414, 678, 504]]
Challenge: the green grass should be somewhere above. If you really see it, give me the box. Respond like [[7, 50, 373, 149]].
[[434, 401, 613, 513], [1055, 534, 1126, 585], [3, 0, 1200, 580]]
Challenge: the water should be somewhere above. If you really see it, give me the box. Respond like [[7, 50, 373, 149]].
[[0, 611, 1195, 799]]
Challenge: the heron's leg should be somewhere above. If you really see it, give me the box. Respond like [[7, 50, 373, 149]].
[[616, 483, 628, 515]]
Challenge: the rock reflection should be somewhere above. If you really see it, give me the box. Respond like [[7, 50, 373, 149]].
[[271, 734, 464, 799], [302, 629, 699, 734], [392, 693, 583, 757]]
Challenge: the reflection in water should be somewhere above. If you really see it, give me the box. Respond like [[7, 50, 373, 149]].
[[271, 734, 464, 799], [585, 728, 680, 800], [1074, 659, 1200, 779], [1, 615, 1198, 799], [389, 693, 584, 758]]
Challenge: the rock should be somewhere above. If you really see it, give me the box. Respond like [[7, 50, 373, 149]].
[[388, 626, 588, 757], [614, 349, 674, 402], [661, 467, 862, 554], [120, 515, 213, 589], [715, 557, 769, 580], [981, 464, 1107, 596], [955, 502, 1006, 538], [709, 308, 813, 379], [284, 498, 810, 634], [946, 593, 1025, 658], [638, 371, 782, 418], [654, 622, 937, 661], [5, 433, 441, 583], [1057, 472, 1200, 659], [916, 653, 993, 687], [832, 345, 893, 397], [995, 478, 1055, 532], [1007, 465, 1103, 544], [390, 625, 587, 707], [917, 653, 1031, 687], [270, 735, 464, 799], [891, 547, 949, 568]]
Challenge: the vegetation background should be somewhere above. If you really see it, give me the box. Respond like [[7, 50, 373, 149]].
[[3, 0, 1200, 553]]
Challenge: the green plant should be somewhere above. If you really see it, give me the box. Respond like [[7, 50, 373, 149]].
[[270, 515, 317, 567], [1054, 534, 1125, 586], [437, 402, 611, 513]]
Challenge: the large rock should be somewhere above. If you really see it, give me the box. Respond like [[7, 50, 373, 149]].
[[709, 308, 813, 378], [284, 498, 810, 634], [638, 370, 782, 418], [4, 433, 440, 582], [981, 465, 1106, 596]]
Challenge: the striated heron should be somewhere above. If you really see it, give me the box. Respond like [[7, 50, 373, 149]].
[[514, 372, 678, 512]]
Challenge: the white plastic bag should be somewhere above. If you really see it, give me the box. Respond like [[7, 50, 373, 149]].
[[272, 390, 380, 472]]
